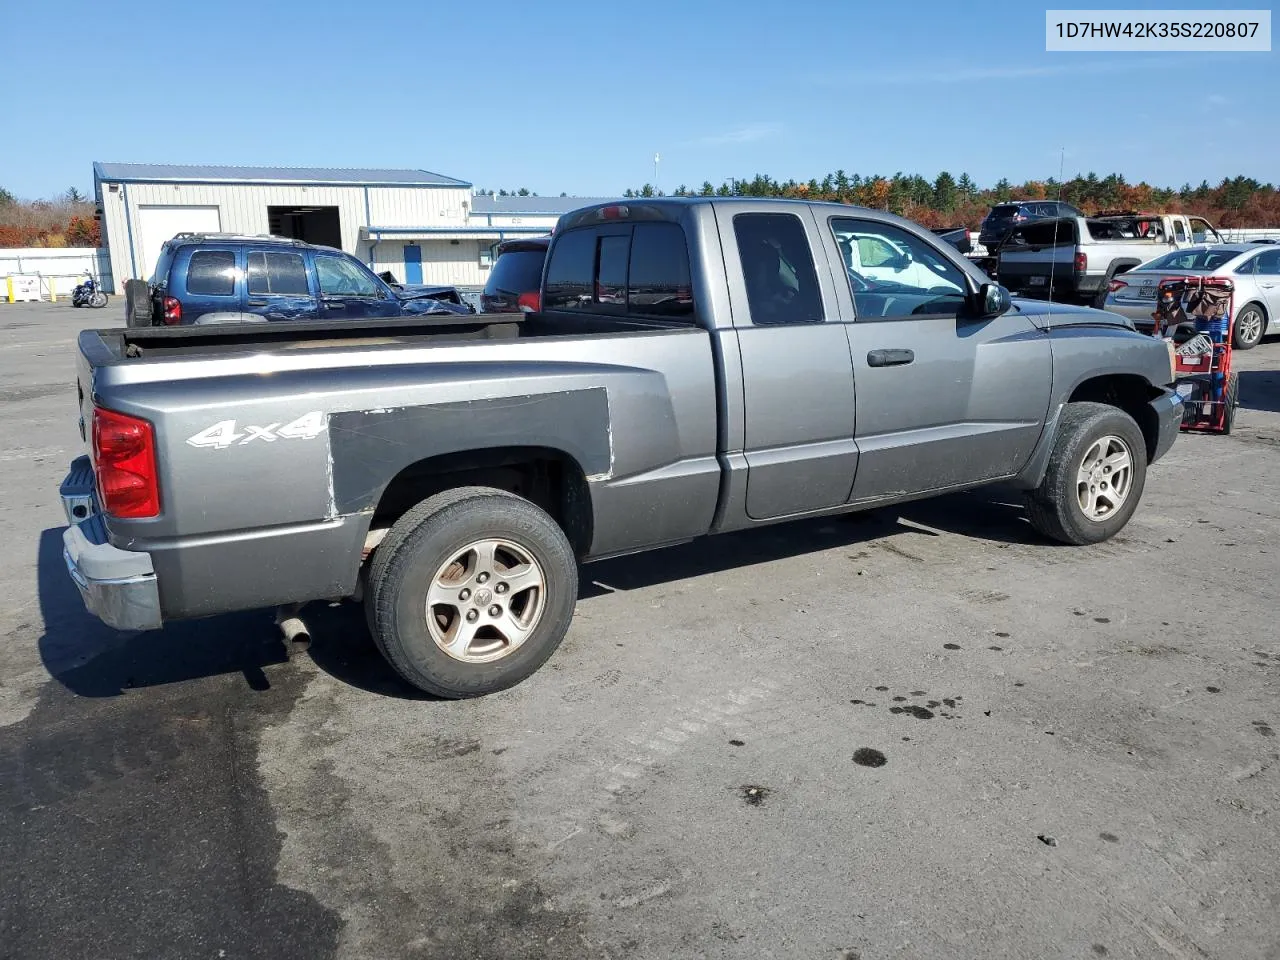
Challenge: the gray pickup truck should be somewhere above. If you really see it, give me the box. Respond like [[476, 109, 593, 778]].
[[61, 198, 1183, 697]]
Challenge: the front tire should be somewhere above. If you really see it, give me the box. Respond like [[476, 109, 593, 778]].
[[1234, 304, 1265, 350], [1025, 402, 1148, 545], [89, 291, 108, 308], [366, 487, 577, 698]]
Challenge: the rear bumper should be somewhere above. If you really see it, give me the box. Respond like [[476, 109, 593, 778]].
[[60, 457, 162, 632], [63, 519, 162, 632], [1149, 387, 1183, 464]]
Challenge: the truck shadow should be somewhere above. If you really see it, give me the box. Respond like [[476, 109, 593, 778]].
[[36, 527, 290, 698], [37, 489, 1046, 700], [1238, 368, 1280, 413], [579, 489, 1044, 598]]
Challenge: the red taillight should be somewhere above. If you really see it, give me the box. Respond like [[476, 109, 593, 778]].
[[597, 205, 630, 221], [92, 407, 160, 519], [1074, 251, 1087, 273], [162, 296, 182, 325], [1108, 279, 1128, 293], [517, 291, 540, 313]]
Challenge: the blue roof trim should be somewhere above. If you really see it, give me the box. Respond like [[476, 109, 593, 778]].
[[93, 161, 470, 188]]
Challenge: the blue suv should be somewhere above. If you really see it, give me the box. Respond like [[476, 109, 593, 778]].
[[127, 234, 470, 326]]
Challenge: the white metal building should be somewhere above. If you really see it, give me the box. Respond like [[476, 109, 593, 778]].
[[93, 163, 597, 293]]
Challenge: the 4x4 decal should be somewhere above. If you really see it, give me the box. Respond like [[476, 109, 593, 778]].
[[186, 412, 326, 449]]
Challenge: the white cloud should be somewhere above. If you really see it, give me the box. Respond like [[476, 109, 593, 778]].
[[1204, 93, 1230, 106], [692, 123, 783, 147]]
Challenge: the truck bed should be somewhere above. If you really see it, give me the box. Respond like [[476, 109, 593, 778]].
[[88, 312, 686, 361]]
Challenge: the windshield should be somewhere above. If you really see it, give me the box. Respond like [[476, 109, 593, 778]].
[[1138, 248, 1243, 272], [987, 205, 1020, 219]]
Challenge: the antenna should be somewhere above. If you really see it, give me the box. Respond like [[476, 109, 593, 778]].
[[654, 152, 660, 191], [1046, 146, 1066, 313]]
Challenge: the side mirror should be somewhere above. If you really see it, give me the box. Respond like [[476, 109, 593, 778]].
[[975, 282, 1011, 318], [894, 248, 913, 271]]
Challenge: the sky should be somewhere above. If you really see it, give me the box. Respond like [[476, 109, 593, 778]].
[[1, 0, 1275, 200]]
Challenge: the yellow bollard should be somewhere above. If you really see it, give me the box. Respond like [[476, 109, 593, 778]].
[[5, 277, 13, 303]]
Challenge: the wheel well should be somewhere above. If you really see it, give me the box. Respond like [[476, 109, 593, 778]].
[[370, 447, 593, 556], [1068, 375, 1163, 461], [1238, 299, 1269, 321]]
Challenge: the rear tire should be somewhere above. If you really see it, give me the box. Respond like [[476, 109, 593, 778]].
[[1221, 372, 1239, 435], [1233, 304, 1265, 350], [1025, 402, 1148, 545], [365, 486, 577, 698]]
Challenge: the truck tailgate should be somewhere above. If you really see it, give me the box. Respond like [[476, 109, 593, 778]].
[[997, 248, 1076, 298]]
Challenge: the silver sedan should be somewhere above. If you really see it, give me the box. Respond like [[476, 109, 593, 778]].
[[1102, 244, 1280, 350]]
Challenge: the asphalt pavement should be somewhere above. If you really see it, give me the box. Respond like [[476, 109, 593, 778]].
[[1, 301, 1278, 960]]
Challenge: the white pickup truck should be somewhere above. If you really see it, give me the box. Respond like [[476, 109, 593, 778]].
[[996, 212, 1223, 306]]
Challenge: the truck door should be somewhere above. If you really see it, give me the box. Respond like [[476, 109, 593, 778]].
[[245, 248, 317, 321], [717, 205, 859, 520], [315, 253, 401, 319], [821, 215, 1052, 503]]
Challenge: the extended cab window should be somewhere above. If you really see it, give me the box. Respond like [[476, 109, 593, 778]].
[[628, 222, 694, 319], [248, 252, 309, 296], [186, 250, 237, 296], [832, 218, 967, 320], [733, 213, 824, 324], [316, 255, 380, 297]]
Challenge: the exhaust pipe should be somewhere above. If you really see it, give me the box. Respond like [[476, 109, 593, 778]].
[[275, 603, 311, 655]]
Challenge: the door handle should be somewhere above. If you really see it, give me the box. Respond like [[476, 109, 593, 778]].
[[867, 348, 915, 367], [247, 299, 267, 306]]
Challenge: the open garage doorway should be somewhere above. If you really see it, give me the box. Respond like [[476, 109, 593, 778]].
[[268, 206, 341, 247]]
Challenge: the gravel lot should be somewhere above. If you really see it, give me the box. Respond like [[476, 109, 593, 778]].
[[2, 301, 1278, 960]]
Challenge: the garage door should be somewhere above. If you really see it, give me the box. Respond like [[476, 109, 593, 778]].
[[137, 206, 221, 280]]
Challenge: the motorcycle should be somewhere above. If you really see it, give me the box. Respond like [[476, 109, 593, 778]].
[[72, 274, 108, 308]]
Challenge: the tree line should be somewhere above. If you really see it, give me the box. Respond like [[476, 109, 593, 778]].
[[619, 172, 1280, 229], [0, 187, 100, 248]]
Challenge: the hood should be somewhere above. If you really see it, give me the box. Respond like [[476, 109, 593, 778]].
[[1012, 299, 1137, 332]]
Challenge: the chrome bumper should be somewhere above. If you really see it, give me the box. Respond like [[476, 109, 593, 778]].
[[60, 458, 162, 632]]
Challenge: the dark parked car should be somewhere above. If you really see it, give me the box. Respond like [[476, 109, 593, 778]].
[[979, 200, 1084, 251], [480, 236, 550, 313], [126, 234, 464, 326]]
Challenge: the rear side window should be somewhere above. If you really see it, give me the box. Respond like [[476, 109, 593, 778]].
[[989, 205, 1020, 218], [733, 213, 824, 325], [628, 223, 693, 318], [186, 250, 236, 296], [247, 252, 309, 295], [484, 248, 545, 296]]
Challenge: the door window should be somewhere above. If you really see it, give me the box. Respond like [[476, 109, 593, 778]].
[[1253, 250, 1280, 275], [186, 251, 237, 296], [316, 255, 380, 297], [248, 251, 309, 295], [1173, 220, 1188, 243], [831, 218, 968, 320], [732, 213, 824, 325]]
